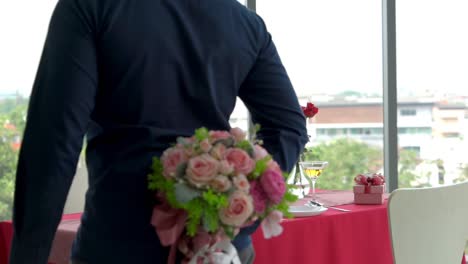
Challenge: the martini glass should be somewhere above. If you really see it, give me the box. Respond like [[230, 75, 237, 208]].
[[299, 161, 329, 201]]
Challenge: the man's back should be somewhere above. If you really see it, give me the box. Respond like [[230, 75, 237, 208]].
[[93, 0, 260, 130], [10, 0, 308, 263]]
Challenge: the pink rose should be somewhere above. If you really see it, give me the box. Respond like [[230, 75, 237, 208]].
[[186, 154, 220, 186], [219, 191, 254, 227], [210, 175, 232, 192], [253, 145, 269, 160], [200, 139, 212, 153], [161, 147, 188, 178], [210, 143, 227, 160], [230, 127, 246, 142], [260, 169, 286, 204], [249, 181, 268, 213], [354, 174, 369, 185], [209, 130, 232, 142], [233, 174, 250, 192], [225, 148, 255, 175], [219, 160, 234, 175], [267, 160, 282, 175]]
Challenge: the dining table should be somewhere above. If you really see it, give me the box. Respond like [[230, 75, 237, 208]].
[[0, 190, 466, 264], [253, 191, 392, 264]]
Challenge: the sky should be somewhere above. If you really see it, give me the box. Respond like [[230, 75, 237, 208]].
[[1, 0, 468, 97]]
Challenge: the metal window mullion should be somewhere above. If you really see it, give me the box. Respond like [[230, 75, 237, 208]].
[[246, 0, 256, 139], [382, 0, 399, 192], [246, 0, 256, 11]]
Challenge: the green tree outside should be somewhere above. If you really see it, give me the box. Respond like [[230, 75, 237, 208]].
[[454, 163, 468, 183], [302, 138, 420, 190], [303, 138, 383, 190], [0, 97, 28, 221], [397, 149, 424, 188], [0, 119, 20, 221]]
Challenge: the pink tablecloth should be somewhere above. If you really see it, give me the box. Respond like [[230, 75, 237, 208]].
[[252, 192, 466, 264], [0, 198, 466, 264], [253, 202, 393, 264]]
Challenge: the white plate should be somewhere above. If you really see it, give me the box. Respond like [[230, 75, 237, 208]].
[[288, 205, 328, 217]]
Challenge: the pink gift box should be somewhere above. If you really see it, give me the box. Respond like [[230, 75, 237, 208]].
[[353, 185, 384, 194], [353, 185, 385, 205]]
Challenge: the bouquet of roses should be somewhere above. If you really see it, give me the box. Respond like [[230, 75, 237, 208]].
[[148, 127, 297, 264]]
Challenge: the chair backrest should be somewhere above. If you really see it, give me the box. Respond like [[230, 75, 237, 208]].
[[388, 181, 468, 264]]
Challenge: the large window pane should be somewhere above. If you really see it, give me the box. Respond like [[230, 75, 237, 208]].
[[229, 0, 250, 132], [257, 0, 384, 190], [397, 0, 468, 188], [0, 1, 254, 221], [0, 1, 88, 220]]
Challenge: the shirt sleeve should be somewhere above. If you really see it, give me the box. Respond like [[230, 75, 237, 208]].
[[233, 15, 309, 247], [239, 16, 308, 173], [9, 0, 98, 263]]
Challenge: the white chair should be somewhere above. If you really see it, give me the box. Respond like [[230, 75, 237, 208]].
[[388, 181, 468, 264]]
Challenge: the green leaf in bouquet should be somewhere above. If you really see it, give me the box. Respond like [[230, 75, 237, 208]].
[[194, 127, 209, 141], [202, 189, 228, 209], [223, 226, 235, 239], [147, 169, 178, 208], [283, 190, 299, 203], [175, 183, 201, 204], [148, 175, 159, 191], [269, 199, 293, 219], [275, 200, 289, 212], [235, 140, 254, 157], [149, 158, 164, 178], [282, 211, 294, 219], [202, 207, 219, 232], [166, 189, 179, 208], [148, 158, 171, 191], [250, 156, 271, 179], [249, 123, 261, 143], [267, 189, 298, 219], [185, 198, 204, 236]]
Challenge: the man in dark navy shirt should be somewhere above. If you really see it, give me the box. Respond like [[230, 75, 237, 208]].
[[10, 0, 308, 263]]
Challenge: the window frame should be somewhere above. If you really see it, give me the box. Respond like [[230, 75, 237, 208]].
[[247, 0, 399, 191]]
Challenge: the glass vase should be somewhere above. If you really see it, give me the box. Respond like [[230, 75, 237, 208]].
[[287, 162, 311, 199]]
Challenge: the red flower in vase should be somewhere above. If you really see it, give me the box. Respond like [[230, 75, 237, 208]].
[[301, 102, 319, 118]]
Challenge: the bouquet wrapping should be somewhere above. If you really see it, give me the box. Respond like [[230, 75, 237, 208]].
[[148, 127, 297, 264]]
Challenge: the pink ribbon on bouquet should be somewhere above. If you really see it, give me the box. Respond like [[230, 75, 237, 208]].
[[151, 201, 188, 264], [179, 231, 241, 264]]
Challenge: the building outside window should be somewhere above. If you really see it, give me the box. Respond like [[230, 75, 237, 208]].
[[400, 109, 417, 116]]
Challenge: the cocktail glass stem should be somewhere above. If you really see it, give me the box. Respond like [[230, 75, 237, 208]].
[[311, 178, 317, 201]]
